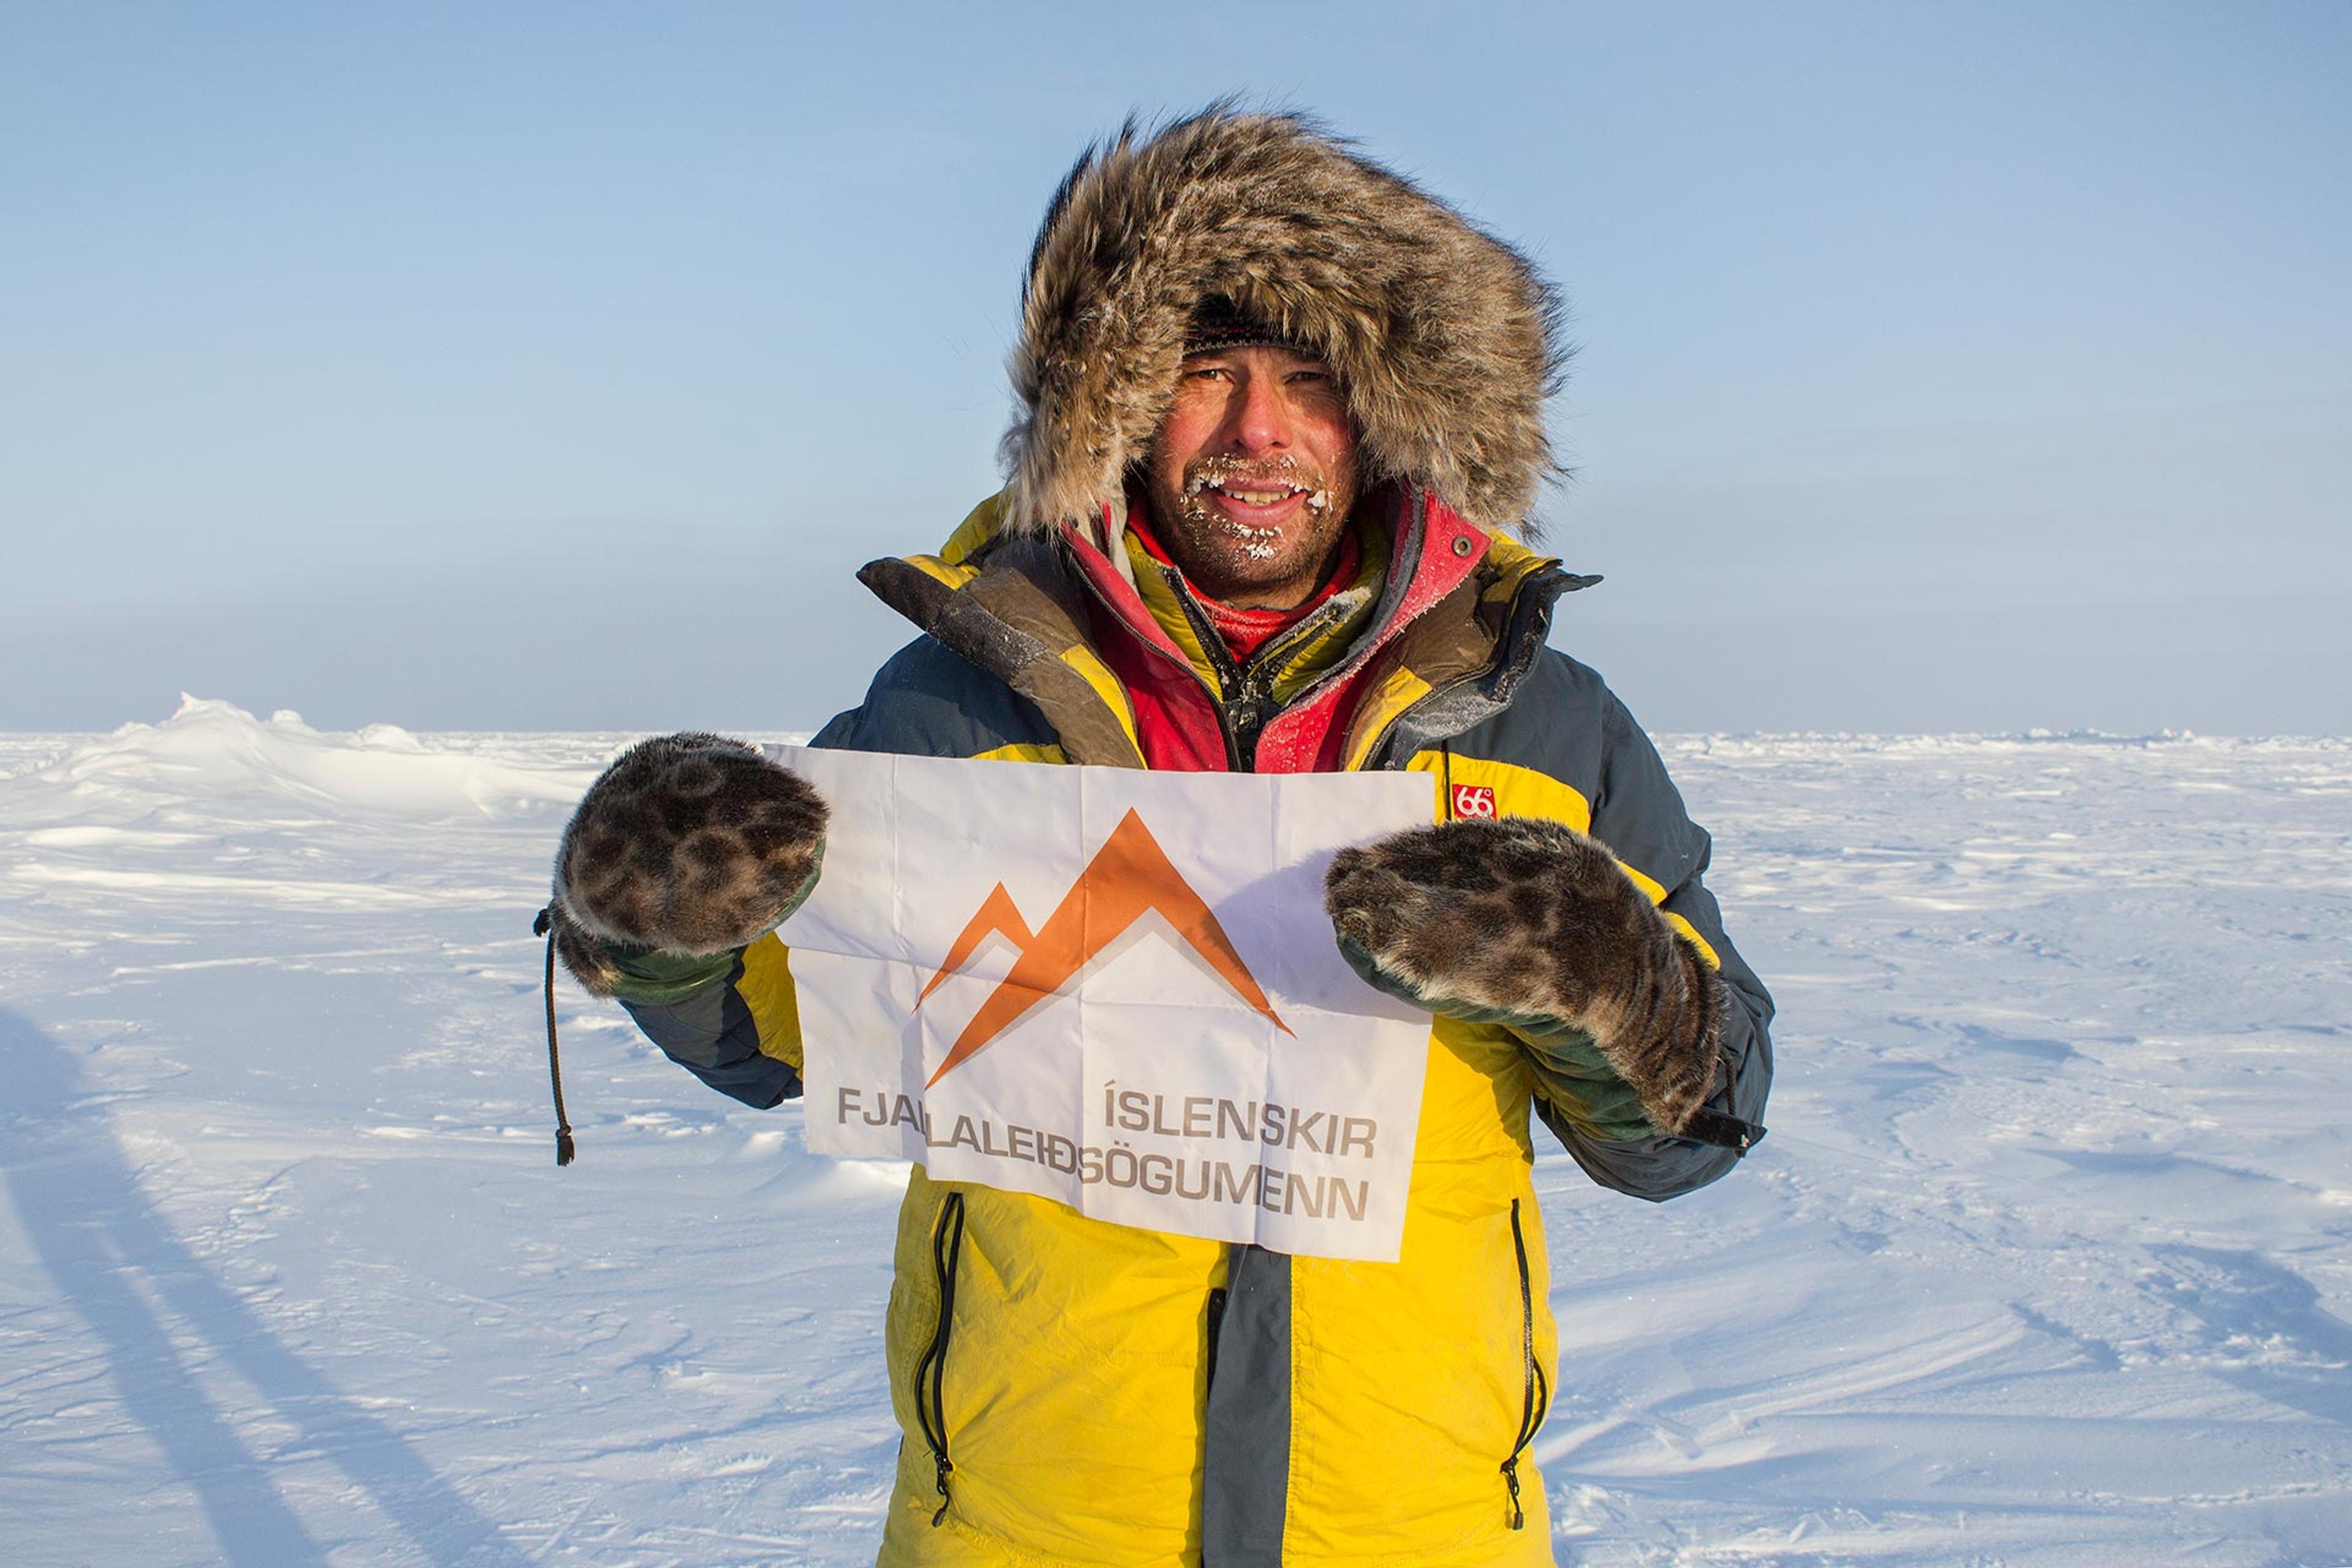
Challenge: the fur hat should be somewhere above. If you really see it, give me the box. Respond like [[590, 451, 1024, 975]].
[[1000, 104, 1570, 538]]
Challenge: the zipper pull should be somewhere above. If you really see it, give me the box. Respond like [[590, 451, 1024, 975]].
[[931, 1455, 954, 1526], [1229, 694, 1272, 750], [1501, 1456, 1525, 1530], [1224, 665, 1277, 764]]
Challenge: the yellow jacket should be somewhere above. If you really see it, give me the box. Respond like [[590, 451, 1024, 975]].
[[614, 492, 1774, 1566]]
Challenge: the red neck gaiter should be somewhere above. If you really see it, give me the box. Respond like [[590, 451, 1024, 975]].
[[1123, 510, 1362, 664]]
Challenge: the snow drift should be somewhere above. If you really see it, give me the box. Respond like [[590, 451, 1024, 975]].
[[16, 695, 604, 822]]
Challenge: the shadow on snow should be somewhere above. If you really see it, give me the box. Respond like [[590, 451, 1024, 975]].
[[0, 1005, 533, 1567]]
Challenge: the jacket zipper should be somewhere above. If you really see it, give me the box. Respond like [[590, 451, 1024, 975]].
[[1219, 669, 1275, 772], [1501, 1197, 1550, 1530], [1166, 563, 1291, 772], [910, 1191, 968, 1526]]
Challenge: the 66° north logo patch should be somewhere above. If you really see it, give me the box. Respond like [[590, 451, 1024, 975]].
[[1450, 784, 1497, 819]]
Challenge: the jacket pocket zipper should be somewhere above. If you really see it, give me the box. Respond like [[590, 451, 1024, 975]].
[[1205, 1284, 1231, 1395], [911, 1191, 967, 1527], [1501, 1197, 1551, 1530]]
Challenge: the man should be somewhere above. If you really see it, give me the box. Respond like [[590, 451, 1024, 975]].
[[548, 108, 1773, 1568]]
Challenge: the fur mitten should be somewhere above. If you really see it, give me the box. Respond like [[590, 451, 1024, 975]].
[[551, 733, 828, 997], [1324, 816, 1725, 1136]]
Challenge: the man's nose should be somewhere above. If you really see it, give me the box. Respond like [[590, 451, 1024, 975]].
[[1225, 371, 1294, 454]]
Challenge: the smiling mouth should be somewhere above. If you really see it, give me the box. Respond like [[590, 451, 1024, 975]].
[[1183, 461, 1332, 516], [1203, 480, 1305, 506]]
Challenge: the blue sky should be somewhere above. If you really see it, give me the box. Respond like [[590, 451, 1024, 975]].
[[4, 1, 2346, 734]]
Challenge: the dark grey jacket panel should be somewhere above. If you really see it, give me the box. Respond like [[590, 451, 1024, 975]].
[[1425, 648, 1776, 1200], [619, 950, 802, 1108], [812, 635, 1060, 760]]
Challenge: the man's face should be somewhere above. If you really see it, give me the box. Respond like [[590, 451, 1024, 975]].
[[1139, 344, 1360, 610]]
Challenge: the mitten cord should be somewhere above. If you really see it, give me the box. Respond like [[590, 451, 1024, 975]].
[[533, 905, 578, 1167]]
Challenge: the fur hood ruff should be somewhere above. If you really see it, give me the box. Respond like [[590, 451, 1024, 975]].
[[1000, 106, 1569, 538]]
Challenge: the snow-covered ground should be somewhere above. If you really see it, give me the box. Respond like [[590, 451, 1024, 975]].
[[2, 698, 2347, 1568]]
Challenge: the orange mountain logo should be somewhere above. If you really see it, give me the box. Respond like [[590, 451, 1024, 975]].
[[918, 807, 1291, 1087]]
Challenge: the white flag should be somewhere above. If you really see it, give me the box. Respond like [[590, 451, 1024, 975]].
[[771, 747, 1436, 1262]]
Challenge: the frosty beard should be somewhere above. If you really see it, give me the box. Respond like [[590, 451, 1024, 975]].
[[1147, 453, 1357, 607]]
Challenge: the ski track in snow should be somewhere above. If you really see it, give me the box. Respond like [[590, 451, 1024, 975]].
[[2, 698, 2347, 1567]]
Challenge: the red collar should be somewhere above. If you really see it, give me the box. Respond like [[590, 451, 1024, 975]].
[[1121, 509, 1364, 663], [1062, 486, 1491, 774]]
